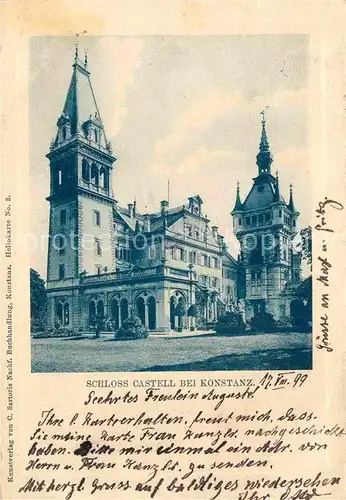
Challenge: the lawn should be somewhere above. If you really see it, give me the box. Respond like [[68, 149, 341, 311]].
[[31, 332, 312, 373]]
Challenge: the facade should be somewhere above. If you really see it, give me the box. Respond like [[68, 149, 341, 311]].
[[231, 113, 302, 321], [45, 51, 238, 332]]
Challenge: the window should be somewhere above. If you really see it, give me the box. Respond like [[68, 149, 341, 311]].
[[251, 215, 257, 225], [56, 298, 69, 325], [238, 218, 242, 226], [179, 248, 185, 261], [60, 209, 66, 225], [94, 129, 98, 142], [201, 254, 208, 266], [293, 220, 296, 227], [59, 264, 65, 280], [265, 213, 271, 222], [227, 285, 232, 295], [189, 251, 197, 264], [279, 210, 282, 218], [187, 225, 193, 237], [194, 229, 200, 240], [259, 214, 264, 224], [283, 249, 287, 260], [93, 210, 101, 226], [199, 275, 208, 286], [62, 127, 66, 141], [94, 238, 102, 256], [57, 236, 65, 256], [58, 169, 63, 186], [245, 217, 250, 225]]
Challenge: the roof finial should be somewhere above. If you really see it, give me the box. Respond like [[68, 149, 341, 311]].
[[288, 183, 296, 211], [74, 41, 79, 63], [232, 180, 243, 212], [256, 106, 273, 175], [84, 49, 88, 69]]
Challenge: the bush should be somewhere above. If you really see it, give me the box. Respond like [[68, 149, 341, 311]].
[[250, 312, 277, 332], [214, 311, 246, 336], [275, 316, 293, 331], [33, 327, 80, 339], [116, 316, 148, 340]]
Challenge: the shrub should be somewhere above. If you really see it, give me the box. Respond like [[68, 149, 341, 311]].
[[250, 312, 277, 332], [116, 316, 148, 340], [33, 327, 80, 339], [275, 316, 293, 331], [214, 311, 246, 336]]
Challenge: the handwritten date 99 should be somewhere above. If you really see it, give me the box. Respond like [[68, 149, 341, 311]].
[[259, 372, 308, 391]]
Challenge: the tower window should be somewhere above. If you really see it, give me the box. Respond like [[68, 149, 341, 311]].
[[94, 238, 102, 256], [93, 210, 101, 227], [94, 129, 98, 143], [57, 236, 65, 256], [194, 228, 200, 240], [279, 210, 282, 218], [60, 209, 66, 225], [62, 127, 66, 141], [251, 215, 257, 225], [59, 264, 65, 280], [245, 217, 250, 225], [238, 218, 242, 225], [293, 220, 296, 227], [58, 169, 63, 186]]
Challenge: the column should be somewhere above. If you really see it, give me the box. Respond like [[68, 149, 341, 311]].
[[155, 287, 171, 332]]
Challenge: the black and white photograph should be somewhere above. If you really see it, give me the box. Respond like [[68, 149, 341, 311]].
[[29, 36, 312, 373]]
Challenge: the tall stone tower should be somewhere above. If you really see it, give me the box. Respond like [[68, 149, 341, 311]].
[[232, 113, 300, 321], [46, 48, 116, 327]]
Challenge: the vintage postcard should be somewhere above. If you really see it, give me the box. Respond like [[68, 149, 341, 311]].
[[1, 1, 346, 499]]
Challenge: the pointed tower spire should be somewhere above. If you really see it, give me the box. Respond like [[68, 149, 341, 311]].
[[232, 181, 243, 212], [256, 108, 273, 175], [273, 170, 281, 202], [288, 183, 296, 211]]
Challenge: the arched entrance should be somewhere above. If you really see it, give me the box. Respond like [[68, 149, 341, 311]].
[[136, 297, 145, 327], [170, 297, 176, 329], [120, 298, 129, 324], [148, 296, 156, 330], [110, 299, 119, 329]]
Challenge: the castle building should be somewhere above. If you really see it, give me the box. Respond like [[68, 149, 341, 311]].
[[45, 50, 238, 332], [231, 112, 302, 321]]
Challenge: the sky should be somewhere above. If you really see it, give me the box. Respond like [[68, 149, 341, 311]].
[[30, 35, 310, 278]]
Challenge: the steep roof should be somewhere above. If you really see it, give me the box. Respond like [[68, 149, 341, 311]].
[[57, 54, 108, 146], [242, 178, 287, 211]]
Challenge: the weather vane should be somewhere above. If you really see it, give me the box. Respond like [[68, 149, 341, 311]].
[[260, 106, 269, 123]]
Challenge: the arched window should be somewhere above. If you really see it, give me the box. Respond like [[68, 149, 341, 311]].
[[56, 298, 69, 325], [99, 167, 106, 188], [82, 159, 90, 182], [90, 164, 99, 185]]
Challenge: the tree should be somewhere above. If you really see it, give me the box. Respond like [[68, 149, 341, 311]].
[[30, 268, 47, 332], [296, 275, 312, 323]]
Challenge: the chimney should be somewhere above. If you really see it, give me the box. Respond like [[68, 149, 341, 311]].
[[143, 214, 151, 232], [161, 200, 169, 215], [211, 225, 218, 238], [128, 203, 134, 218]]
